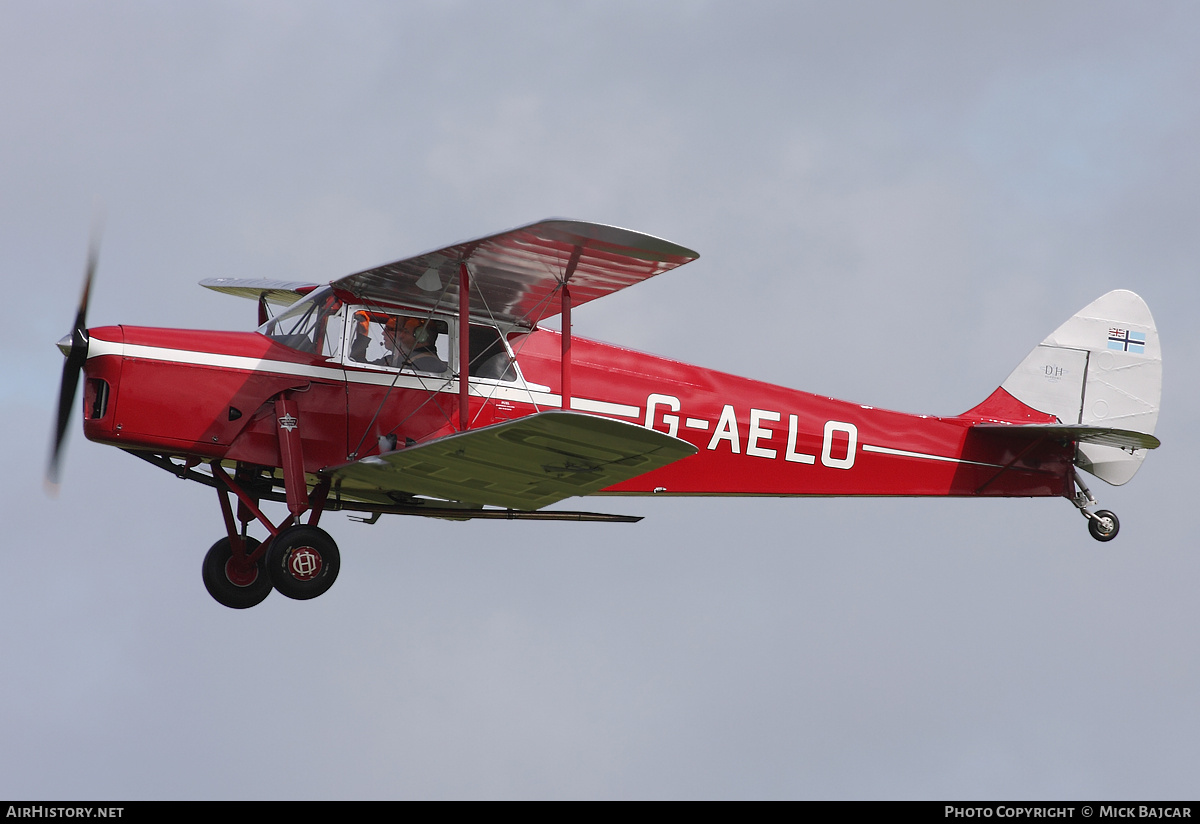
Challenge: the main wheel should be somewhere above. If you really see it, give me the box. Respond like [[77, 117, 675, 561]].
[[202, 537, 271, 609], [1088, 509, 1120, 542], [266, 525, 340, 600]]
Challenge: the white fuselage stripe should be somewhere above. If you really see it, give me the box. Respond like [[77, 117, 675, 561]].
[[88, 338, 1003, 457], [860, 443, 1005, 469], [86, 337, 641, 419]]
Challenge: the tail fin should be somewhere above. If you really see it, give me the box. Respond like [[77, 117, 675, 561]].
[[964, 290, 1162, 486]]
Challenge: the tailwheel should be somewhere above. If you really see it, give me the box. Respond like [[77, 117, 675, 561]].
[[266, 525, 340, 601], [1072, 476, 1121, 543], [202, 537, 272, 609], [1087, 509, 1120, 542]]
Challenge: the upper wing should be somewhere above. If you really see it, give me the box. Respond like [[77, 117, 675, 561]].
[[200, 278, 320, 306], [330, 219, 698, 327], [326, 411, 697, 510]]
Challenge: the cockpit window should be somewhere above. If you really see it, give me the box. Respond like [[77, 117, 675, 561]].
[[258, 287, 344, 356], [347, 310, 450, 374], [468, 324, 517, 381]]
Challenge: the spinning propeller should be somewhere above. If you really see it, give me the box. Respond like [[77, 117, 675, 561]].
[[47, 232, 100, 490]]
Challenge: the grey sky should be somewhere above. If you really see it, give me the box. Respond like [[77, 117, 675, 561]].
[[3, 1, 1198, 799]]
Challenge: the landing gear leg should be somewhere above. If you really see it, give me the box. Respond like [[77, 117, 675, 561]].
[[205, 466, 274, 608], [201, 393, 343, 605], [1072, 476, 1120, 542]]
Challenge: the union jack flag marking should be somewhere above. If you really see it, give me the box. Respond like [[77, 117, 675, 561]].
[[1108, 328, 1146, 354]]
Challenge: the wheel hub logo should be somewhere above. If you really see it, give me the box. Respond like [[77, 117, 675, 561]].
[[289, 547, 322, 581]]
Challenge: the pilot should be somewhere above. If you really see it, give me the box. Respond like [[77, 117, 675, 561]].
[[400, 317, 448, 373], [375, 316, 446, 373]]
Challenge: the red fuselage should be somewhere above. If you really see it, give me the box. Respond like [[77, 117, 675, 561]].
[[81, 323, 1072, 501]]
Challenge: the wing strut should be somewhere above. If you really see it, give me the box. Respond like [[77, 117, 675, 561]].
[[457, 243, 583, 432], [562, 284, 572, 410], [458, 262, 470, 431], [560, 245, 582, 414]]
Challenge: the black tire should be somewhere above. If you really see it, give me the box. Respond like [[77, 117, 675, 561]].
[[1088, 510, 1120, 542], [266, 525, 340, 600], [202, 537, 271, 609]]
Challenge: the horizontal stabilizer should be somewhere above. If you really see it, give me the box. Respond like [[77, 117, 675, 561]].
[[327, 411, 697, 510], [972, 423, 1161, 451]]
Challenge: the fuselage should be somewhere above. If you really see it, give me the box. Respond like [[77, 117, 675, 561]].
[[79, 310, 1073, 502]]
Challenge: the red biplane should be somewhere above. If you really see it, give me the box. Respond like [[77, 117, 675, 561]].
[[50, 220, 1163, 608]]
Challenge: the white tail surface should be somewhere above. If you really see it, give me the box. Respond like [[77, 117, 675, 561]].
[[1000, 290, 1161, 485]]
